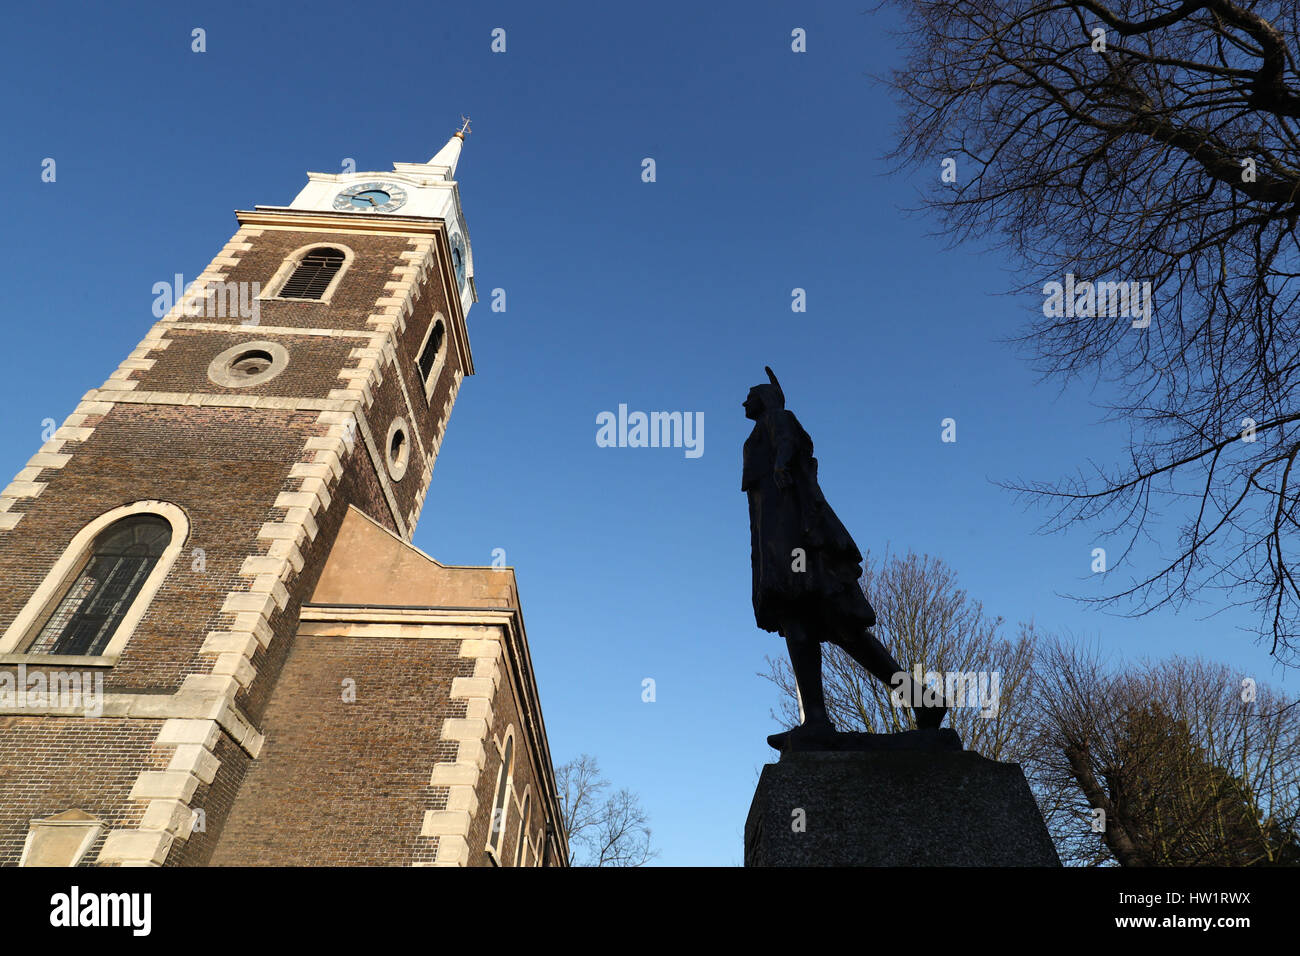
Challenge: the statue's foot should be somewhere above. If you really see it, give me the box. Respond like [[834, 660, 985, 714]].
[[767, 718, 837, 751], [914, 705, 947, 730]]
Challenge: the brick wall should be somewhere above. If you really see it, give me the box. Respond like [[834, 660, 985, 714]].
[[0, 716, 167, 866], [210, 636, 474, 866], [133, 330, 360, 399]]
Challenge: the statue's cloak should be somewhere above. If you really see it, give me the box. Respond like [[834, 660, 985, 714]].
[[743, 408, 874, 635]]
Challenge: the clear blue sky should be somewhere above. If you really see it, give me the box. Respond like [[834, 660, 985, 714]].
[[2, 1, 1296, 866]]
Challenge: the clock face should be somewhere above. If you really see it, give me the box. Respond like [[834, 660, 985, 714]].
[[450, 233, 467, 288], [333, 181, 408, 213]]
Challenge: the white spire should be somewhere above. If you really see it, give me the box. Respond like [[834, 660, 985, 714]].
[[426, 117, 470, 177]]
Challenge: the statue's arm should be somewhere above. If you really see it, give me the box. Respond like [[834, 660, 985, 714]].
[[771, 412, 798, 489]]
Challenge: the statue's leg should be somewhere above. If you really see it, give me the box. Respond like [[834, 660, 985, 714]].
[[766, 620, 837, 750], [784, 621, 833, 731], [834, 626, 948, 730]]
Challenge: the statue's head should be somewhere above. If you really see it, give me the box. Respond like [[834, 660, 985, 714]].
[[744, 367, 785, 420]]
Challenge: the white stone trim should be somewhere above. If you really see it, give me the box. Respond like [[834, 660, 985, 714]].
[[206, 340, 290, 389], [407, 367, 462, 530], [512, 784, 534, 866], [485, 721, 516, 860], [346, 409, 408, 539], [0, 399, 114, 532], [97, 830, 173, 867], [19, 811, 104, 867], [298, 607, 514, 630], [96, 697, 267, 866], [97, 327, 172, 392], [414, 312, 449, 404], [377, 343, 429, 468], [365, 237, 436, 338], [384, 417, 411, 482], [168, 322, 374, 339], [154, 227, 259, 327], [410, 634, 502, 866], [238, 212, 439, 238], [0, 692, 262, 751], [85, 389, 357, 412]]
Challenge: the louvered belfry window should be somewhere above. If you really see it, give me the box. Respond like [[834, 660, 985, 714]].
[[278, 247, 345, 300], [29, 515, 171, 656]]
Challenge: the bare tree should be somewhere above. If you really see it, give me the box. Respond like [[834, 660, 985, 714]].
[[1028, 635, 1300, 864], [885, 0, 1300, 663], [762, 550, 1039, 761], [555, 754, 657, 867]]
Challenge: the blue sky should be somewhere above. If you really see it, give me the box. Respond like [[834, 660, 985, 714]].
[[3, 1, 1297, 866]]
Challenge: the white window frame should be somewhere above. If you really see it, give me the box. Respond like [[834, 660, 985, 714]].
[[260, 242, 356, 303], [513, 786, 533, 867], [485, 727, 515, 863], [414, 312, 449, 404], [0, 500, 190, 664], [384, 417, 411, 482]]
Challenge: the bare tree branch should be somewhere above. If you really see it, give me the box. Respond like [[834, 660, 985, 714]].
[[885, 0, 1300, 662], [555, 754, 657, 867]]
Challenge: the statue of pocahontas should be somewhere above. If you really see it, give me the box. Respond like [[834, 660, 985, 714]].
[[743, 367, 946, 750]]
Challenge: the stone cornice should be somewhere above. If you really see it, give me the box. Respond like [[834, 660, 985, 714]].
[[237, 208, 443, 235]]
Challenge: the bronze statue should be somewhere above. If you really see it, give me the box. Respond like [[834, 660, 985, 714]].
[[744, 367, 946, 750]]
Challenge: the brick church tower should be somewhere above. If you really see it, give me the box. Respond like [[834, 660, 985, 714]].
[[0, 129, 569, 867]]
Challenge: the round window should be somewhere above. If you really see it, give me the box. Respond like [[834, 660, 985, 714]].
[[230, 349, 273, 377], [207, 340, 289, 388], [385, 418, 411, 482]]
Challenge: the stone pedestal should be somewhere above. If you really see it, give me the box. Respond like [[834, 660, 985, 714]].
[[745, 749, 1060, 866]]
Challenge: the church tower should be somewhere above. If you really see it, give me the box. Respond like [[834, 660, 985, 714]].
[[0, 128, 568, 867]]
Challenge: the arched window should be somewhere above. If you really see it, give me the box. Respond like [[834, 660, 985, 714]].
[[28, 515, 171, 656], [417, 318, 445, 383], [514, 792, 532, 867], [277, 247, 345, 300], [487, 733, 514, 858]]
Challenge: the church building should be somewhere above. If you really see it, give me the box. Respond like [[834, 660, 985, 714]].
[[0, 127, 569, 867]]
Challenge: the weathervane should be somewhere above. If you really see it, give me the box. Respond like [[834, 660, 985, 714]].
[[457, 115, 472, 138]]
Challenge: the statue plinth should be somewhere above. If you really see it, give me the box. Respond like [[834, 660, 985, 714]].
[[767, 726, 964, 754], [745, 748, 1061, 867]]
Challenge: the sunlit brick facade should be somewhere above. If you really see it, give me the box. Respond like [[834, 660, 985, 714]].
[[0, 133, 568, 867]]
